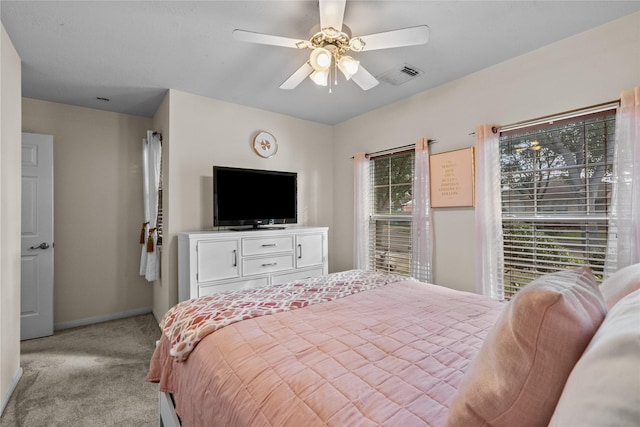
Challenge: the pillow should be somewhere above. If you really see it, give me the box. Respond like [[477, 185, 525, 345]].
[[446, 266, 607, 427], [549, 288, 640, 427], [599, 263, 640, 309]]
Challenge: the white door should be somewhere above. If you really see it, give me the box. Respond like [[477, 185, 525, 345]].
[[21, 132, 54, 340]]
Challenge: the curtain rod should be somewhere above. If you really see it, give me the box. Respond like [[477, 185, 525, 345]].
[[468, 99, 620, 136], [350, 139, 437, 159]]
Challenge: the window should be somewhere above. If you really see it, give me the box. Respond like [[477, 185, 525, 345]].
[[500, 110, 616, 298], [369, 151, 414, 275]]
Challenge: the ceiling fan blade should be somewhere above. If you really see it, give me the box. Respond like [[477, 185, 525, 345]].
[[280, 62, 314, 90], [319, 0, 346, 32], [233, 29, 305, 49], [357, 25, 429, 51], [351, 65, 379, 91]]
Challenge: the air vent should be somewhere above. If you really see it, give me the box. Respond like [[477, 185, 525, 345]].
[[378, 63, 424, 86]]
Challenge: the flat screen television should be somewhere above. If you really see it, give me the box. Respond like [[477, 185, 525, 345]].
[[213, 166, 297, 230]]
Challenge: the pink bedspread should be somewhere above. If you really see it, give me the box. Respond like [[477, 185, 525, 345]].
[[148, 273, 504, 427], [161, 270, 406, 361]]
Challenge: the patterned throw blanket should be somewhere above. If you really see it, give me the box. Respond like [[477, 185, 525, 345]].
[[161, 269, 408, 362]]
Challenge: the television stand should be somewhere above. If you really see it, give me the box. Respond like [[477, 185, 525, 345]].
[[177, 227, 329, 301]]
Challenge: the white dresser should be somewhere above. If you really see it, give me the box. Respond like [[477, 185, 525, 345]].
[[178, 227, 328, 301]]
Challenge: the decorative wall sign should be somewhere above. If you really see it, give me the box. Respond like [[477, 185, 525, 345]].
[[429, 147, 475, 208], [253, 131, 278, 158]]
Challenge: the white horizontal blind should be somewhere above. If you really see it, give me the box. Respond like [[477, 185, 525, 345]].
[[156, 156, 164, 246], [369, 151, 414, 275], [500, 111, 616, 299], [157, 187, 163, 246]]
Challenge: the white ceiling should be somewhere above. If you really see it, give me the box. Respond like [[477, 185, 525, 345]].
[[2, 1, 639, 125]]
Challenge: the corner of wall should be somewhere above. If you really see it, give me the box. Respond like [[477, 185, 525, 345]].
[[0, 22, 23, 417], [152, 90, 175, 320]]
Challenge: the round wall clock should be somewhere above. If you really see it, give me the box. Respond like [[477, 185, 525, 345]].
[[253, 131, 278, 158]]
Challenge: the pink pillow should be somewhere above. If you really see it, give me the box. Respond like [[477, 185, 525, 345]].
[[446, 266, 607, 427], [599, 263, 640, 309]]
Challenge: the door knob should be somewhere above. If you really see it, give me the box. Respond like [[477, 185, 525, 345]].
[[30, 242, 50, 250]]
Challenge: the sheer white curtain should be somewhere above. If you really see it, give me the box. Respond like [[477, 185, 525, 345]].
[[605, 87, 640, 276], [475, 124, 504, 299], [353, 152, 370, 269], [140, 130, 162, 282], [410, 137, 433, 282]]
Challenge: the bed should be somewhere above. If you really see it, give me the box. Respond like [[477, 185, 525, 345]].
[[147, 266, 640, 427]]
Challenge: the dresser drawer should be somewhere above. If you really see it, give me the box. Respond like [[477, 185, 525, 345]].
[[198, 276, 269, 297], [242, 235, 294, 256], [271, 267, 324, 285], [243, 254, 294, 276]]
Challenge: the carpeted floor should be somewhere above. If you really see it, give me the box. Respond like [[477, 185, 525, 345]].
[[0, 314, 161, 427]]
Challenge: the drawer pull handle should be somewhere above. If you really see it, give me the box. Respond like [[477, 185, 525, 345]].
[[298, 244, 302, 259], [232, 249, 237, 267], [261, 244, 277, 247], [261, 262, 277, 267]]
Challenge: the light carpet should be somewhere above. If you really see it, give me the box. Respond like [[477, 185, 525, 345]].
[[1, 314, 160, 426]]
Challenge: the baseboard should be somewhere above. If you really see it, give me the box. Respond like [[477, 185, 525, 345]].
[[54, 307, 153, 331], [0, 367, 23, 417], [151, 308, 162, 326]]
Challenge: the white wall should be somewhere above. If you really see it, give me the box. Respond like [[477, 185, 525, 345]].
[[0, 23, 22, 415], [153, 89, 334, 318], [21, 99, 154, 326], [333, 12, 640, 293]]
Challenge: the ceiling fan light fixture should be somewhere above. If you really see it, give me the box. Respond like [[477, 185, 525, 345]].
[[310, 47, 332, 71], [234, 1, 430, 92], [349, 37, 366, 52], [337, 56, 359, 80], [310, 69, 329, 86], [321, 27, 341, 39]]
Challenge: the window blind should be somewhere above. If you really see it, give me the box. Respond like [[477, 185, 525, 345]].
[[500, 111, 615, 298], [156, 153, 164, 247]]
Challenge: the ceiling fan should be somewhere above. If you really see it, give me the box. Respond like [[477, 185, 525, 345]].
[[233, 0, 429, 91]]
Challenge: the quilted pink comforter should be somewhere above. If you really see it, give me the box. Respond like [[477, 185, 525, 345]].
[[161, 270, 406, 362], [147, 272, 504, 427]]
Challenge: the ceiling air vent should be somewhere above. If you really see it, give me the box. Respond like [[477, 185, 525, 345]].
[[378, 63, 424, 86]]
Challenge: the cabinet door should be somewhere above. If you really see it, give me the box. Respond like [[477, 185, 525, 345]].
[[296, 233, 324, 269], [197, 239, 240, 283]]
